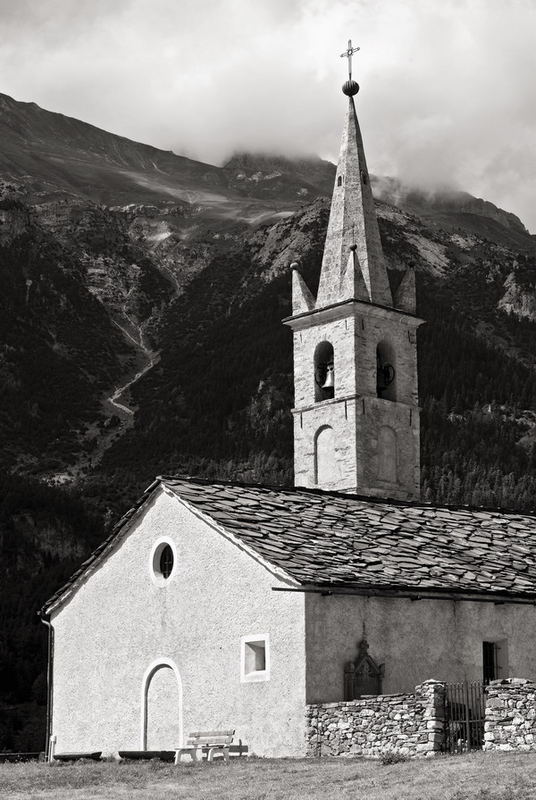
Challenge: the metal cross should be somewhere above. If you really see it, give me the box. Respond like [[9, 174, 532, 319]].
[[340, 39, 360, 80]]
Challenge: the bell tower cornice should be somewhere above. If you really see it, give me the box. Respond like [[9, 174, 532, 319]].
[[283, 298, 424, 332]]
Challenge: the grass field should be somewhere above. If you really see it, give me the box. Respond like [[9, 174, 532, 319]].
[[2, 751, 536, 800]]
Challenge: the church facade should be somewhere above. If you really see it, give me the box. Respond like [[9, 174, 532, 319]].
[[41, 67, 536, 760]]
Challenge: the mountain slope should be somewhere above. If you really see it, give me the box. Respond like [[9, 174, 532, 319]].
[[0, 93, 333, 226], [2, 92, 532, 242], [0, 93, 224, 202], [373, 177, 533, 253]]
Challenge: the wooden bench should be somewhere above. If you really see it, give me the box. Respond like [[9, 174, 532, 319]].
[[174, 730, 235, 764]]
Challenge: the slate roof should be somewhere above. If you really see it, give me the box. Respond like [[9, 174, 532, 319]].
[[43, 476, 536, 613], [161, 477, 536, 598]]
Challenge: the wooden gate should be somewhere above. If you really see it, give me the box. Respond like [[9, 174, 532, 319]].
[[443, 681, 485, 753]]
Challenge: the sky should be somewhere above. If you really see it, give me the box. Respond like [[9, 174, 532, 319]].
[[1, 0, 535, 231]]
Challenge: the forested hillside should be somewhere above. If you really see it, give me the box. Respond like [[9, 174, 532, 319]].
[[0, 475, 103, 751]]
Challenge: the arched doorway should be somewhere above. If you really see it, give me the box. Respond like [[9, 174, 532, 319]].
[[141, 659, 182, 750]]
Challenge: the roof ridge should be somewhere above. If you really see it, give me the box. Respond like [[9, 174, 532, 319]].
[[158, 474, 536, 518]]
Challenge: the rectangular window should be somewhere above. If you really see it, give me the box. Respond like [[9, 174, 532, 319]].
[[241, 634, 270, 683], [483, 640, 508, 684], [483, 641, 497, 684]]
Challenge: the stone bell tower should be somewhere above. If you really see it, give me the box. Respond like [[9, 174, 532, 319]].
[[283, 43, 424, 501]]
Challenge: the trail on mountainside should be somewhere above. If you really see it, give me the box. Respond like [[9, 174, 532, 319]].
[[109, 316, 158, 416], [47, 312, 160, 487]]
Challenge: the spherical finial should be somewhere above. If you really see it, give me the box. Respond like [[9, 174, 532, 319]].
[[350, 244, 357, 252], [342, 79, 359, 96], [290, 261, 300, 271]]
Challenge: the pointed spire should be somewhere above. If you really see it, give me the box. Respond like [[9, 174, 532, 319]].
[[394, 264, 416, 313], [315, 91, 393, 309], [291, 263, 315, 314]]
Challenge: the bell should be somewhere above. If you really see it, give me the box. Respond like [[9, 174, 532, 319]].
[[381, 363, 395, 387], [322, 362, 335, 389]]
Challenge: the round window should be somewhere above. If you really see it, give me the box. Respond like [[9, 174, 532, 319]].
[[159, 544, 174, 579], [150, 539, 176, 585]]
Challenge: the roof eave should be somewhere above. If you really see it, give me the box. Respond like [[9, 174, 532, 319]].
[[273, 582, 536, 605]]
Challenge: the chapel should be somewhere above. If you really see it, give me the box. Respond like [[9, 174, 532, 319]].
[[41, 51, 536, 760]]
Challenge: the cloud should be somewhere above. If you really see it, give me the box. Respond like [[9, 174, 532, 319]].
[[0, 0, 535, 230]]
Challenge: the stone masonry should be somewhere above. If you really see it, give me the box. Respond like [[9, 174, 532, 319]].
[[484, 679, 536, 752], [305, 680, 445, 759], [288, 303, 422, 500]]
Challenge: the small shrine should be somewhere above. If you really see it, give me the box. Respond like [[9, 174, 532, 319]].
[[344, 638, 385, 699]]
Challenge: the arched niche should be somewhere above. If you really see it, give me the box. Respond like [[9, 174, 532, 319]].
[[141, 659, 182, 750], [376, 340, 397, 401], [314, 341, 335, 402], [315, 425, 335, 486], [378, 426, 397, 483], [344, 638, 384, 700]]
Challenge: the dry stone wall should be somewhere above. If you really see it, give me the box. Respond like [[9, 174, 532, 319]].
[[484, 679, 536, 752], [305, 680, 445, 759]]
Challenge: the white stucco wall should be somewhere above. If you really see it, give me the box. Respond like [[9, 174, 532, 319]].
[[50, 488, 306, 758], [305, 593, 536, 704]]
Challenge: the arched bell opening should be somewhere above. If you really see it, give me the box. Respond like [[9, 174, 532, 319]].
[[314, 341, 335, 402], [376, 340, 396, 401]]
